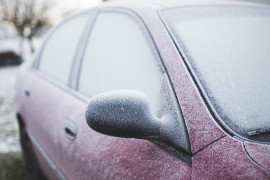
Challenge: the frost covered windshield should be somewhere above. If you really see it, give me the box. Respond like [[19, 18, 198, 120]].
[[161, 6, 270, 140]]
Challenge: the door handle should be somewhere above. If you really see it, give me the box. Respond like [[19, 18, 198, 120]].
[[64, 119, 77, 140]]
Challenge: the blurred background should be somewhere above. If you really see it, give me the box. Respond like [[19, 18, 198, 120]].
[[0, 0, 103, 179], [0, 0, 269, 179]]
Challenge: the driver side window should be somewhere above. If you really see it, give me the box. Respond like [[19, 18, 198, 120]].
[[78, 11, 163, 114]]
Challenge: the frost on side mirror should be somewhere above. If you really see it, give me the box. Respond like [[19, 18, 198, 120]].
[[85, 74, 191, 158], [85, 90, 162, 138]]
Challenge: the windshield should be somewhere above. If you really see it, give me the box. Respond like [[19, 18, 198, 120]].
[[161, 6, 270, 141]]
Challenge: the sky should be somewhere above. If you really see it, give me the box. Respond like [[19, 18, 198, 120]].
[[57, 0, 102, 11], [51, 0, 102, 24]]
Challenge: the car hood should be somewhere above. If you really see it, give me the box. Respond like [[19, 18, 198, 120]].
[[245, 142, 270, 172]]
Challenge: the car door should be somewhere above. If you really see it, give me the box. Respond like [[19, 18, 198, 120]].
[[58, 9, 192, 179], [22, 13, 92, 179]]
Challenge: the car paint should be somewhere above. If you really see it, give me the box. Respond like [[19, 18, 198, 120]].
[[193, 136, 270, 179], [15, 0, 270, 179], [245, 142, 270, 172]]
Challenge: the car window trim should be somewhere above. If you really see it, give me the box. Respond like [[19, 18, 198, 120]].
[[69, 11, 98, 89], [74, 7, 166, 96], [64, 7, 168, 104], [31, 7, 166, 104]]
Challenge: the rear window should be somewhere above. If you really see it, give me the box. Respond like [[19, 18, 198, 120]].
[[39, 15, 90, 84]]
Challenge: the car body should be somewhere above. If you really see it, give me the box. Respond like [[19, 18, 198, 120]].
[[15, 0, 270, 179]]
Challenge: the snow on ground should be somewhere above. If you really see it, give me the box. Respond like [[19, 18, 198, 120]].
[[0, 66, 21, 153]]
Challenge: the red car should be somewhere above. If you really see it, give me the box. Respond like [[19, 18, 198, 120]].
[[15, 0, 270, 179]]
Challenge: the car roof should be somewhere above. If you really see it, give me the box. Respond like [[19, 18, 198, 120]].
[[66, 0, 270, 25], [102, 0, 270, 9]]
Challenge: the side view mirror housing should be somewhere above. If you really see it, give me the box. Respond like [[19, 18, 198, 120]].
[[85, 74, 191, 156], [85, 90, 161, 139]]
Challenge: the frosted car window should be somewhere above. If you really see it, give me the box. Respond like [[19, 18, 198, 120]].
[[39, 15, 89, 84], [162, 7, 270, 139], [79, 12, 163, 114]]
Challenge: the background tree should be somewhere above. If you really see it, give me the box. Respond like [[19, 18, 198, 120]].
[[0, 0, 54, 54]]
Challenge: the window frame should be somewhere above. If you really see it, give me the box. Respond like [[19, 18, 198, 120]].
[[70, 7, 166, 103], [31, 7, 167, 104]]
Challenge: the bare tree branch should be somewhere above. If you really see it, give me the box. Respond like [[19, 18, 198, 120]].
[[0, 0, 55, 54]]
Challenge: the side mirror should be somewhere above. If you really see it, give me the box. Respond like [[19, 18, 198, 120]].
[[85, 90, 161, 139], [85, 74, 191, 155]]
